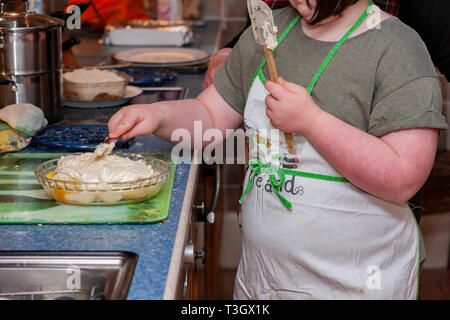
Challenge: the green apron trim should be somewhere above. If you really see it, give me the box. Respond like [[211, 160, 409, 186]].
[[409, 206, 421, 300], [258, 71, 267, 86], [307, 0, 373, 93], [416, 222, 421, 300], [239, 159, 348, 210], [284, 168, 349, 183], [243, 1, 373, 210], [240, 159, 292, 209]]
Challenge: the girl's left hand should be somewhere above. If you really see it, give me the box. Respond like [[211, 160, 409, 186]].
[[264, 77, 323, 134]]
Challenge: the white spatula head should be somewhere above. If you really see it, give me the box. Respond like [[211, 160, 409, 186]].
[[247, 0, 278, 49]]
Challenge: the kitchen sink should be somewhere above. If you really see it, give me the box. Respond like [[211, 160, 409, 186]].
[[0, 252, 137, 300]]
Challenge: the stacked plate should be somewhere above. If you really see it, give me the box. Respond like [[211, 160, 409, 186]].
[[112, 48, 210, 68]]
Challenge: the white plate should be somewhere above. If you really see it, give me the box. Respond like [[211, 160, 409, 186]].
[[63, 86, 143, 109], [112, 47, 210, 67]]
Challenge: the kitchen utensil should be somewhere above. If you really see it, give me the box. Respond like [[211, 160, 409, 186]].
[[63, 86, 143, 109], [0, 0, 64, 123], [61, 36, 81, 69], [34, 125, 134, 151], [247, 0, 296, 154], [0, 153, 175, 223], [112, 47, 210, 68]]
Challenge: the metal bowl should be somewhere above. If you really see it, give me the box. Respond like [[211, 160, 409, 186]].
[[34, 154, 171, 206]]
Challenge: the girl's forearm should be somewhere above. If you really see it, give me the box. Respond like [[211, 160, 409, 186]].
[[152, 98, 216, 146], [303, 110, 432, 203]]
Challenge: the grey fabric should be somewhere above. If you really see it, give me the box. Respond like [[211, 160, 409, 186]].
[[214, 6, 448, 137]]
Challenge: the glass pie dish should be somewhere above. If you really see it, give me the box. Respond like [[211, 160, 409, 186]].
[[34, 154, 171, 206]]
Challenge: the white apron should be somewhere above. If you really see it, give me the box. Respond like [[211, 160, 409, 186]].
[[235, 2, 420, 300]]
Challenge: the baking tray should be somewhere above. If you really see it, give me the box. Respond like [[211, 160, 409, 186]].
[[34, 125, 134, 151]]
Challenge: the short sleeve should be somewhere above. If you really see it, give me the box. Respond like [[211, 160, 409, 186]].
[[368, 77, 448, 137], [368, 22, 448, 137], [214, 29, 253, 115]]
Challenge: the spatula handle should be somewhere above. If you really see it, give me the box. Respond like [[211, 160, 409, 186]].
[[264, 47, 297, 155]]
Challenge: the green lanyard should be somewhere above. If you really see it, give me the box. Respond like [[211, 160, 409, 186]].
[[242, 0, 373, 210]]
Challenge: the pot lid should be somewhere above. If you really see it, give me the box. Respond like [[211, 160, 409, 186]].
[[0, 8, 63, 32]]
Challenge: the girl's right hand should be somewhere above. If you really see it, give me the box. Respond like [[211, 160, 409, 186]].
[[108, 104, 163, 141]]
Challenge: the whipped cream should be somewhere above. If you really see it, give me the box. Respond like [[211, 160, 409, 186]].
[[93, 141, 116, 159], [64, 68, 123, 84], [53, 153, 154, 183]]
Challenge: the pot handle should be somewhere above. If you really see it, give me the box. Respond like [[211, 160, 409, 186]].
[[0, 75, 12, 84], [0, 0, 30, 14], [0, 75, 17, 92]]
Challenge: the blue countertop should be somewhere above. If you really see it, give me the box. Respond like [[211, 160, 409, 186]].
[[0, 20, 221, 299], [0, 135, 191, 300]]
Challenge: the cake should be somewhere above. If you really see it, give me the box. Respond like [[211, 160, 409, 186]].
[[63, 68, 131, 101]]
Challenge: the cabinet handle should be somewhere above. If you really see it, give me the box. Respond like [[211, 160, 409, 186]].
[[184, 242, 206, 265], [193, 164, 221, 224]]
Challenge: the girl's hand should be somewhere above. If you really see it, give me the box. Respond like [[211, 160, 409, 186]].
[[264, 77, 323, 135], [108, 104, 164, 141]]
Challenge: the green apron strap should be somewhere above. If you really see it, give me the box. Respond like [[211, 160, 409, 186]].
[[306, 0, 373, 94]]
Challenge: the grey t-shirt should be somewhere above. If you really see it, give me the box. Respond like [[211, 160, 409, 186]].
[[214, 6, 448, 137]]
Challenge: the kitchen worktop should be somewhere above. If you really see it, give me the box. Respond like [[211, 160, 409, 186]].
[[0, 21, 222, 300]]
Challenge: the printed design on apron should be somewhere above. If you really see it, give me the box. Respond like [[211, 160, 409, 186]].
[[235, 0, 421, 300], [240, 0, 373, 210]]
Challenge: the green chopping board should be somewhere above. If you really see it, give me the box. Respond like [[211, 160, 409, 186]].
[[0, 153, 176, 224]]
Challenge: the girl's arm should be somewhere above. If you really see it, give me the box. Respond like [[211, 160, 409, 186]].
[[265, 78, 438, 203], [108, 85, 244, 147], [305, 114, 437, 203]]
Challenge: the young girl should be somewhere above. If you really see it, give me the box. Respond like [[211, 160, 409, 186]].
[[108, 0, 447, 299]]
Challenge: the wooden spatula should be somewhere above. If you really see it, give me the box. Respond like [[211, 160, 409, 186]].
[[247, 0, 297, 155]]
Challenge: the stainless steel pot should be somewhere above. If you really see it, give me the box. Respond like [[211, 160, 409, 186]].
[[0, 0, 64, 123]]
